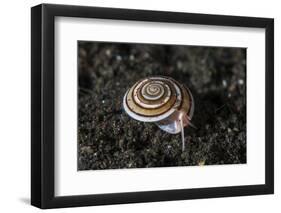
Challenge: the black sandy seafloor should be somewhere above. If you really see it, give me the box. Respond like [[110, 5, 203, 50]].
[[78, 42, 246, 170]]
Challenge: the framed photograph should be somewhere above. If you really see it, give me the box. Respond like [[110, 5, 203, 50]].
[[31, 4, 274, 209]]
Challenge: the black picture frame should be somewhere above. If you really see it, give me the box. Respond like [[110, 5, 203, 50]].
[[31, 3, 274, 209]]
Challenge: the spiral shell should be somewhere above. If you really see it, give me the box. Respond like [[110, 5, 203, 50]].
[[123, 76, 194, 134]]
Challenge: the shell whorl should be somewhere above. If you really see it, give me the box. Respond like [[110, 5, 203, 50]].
[[123, 76, 193, 123]]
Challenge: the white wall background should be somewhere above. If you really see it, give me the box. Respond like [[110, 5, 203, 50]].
[[0, 0, 279, 212]]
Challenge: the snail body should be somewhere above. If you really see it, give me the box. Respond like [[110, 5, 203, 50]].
[[123, 76, 194, 136]]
